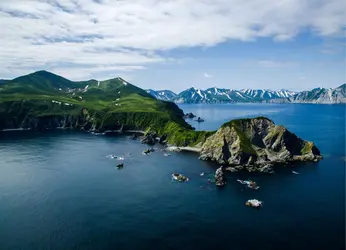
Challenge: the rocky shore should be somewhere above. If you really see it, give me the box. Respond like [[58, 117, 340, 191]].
[[143, 117, 322, 174]]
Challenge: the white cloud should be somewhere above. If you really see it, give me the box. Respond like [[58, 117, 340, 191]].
[[203, 73, 213, 78], [0, 0, 344, 79]]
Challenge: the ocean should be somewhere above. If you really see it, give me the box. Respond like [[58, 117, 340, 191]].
[[0, 103, 344, 250]]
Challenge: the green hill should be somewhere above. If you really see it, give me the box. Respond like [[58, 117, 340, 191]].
[[0, 71, 203, 145]]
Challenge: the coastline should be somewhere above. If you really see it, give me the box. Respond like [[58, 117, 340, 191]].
[[166, 146, 201, 153]]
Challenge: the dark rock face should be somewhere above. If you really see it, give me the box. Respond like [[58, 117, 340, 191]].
[[141, 132, 157, 145], [215, 167, 226, 186], [200, 117, 322, 172], [159, 134, 168, 144], [0, 115, 90, 131]]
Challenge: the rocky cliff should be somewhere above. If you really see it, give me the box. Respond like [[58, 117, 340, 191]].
[[199, 117, 322, 172], [0, 99, 188, 133]]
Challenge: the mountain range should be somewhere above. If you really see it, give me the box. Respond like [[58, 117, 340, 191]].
[[147, 84, 346, 104]]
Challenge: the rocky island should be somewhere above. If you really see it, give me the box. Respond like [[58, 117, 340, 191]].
[[199, 117, 322, 173], [0, 71, 322, 173]]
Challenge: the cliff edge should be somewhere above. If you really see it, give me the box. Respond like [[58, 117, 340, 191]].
[[199, 117, 322, 172]]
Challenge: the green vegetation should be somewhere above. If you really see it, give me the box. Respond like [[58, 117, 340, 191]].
[[221, 116, 272, 128], [0, 71, 212, 146], [158, 121, 215, 146], [301, 141, 314, 155], [222, 119, 258, 155]]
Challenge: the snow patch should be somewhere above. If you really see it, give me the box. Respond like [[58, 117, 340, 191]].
[[83, 85, 89, 93], [196, 89, 203, 99], [235, 92, 245, 99]]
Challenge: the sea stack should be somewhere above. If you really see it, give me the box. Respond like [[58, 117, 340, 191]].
[[215, 166, 226, 186]]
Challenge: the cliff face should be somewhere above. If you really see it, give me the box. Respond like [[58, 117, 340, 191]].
[[199, 117, 322, 170], [0, 99, 190, 133]]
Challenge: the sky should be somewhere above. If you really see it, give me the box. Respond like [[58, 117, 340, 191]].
[[0, 0, 345, 92]]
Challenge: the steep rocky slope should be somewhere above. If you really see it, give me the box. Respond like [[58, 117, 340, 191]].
[[199, 117, 322, 172]]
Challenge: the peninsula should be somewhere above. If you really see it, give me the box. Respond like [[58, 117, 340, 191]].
[[0, 71, 322, 172]]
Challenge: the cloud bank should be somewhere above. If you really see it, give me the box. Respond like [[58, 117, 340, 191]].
[[0, 0, 344, 79]]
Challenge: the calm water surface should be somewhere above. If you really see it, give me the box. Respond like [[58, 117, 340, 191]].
[[0, 104, 345, 250]]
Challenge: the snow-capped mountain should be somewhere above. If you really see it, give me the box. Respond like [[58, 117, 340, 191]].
[[146, 89, 177, 101], [148, 84, 345, 104], [172, 87, 297, 103], [173, 87, 207, 103], [287, 84, 346, 104], [240, 89, 296, 100]]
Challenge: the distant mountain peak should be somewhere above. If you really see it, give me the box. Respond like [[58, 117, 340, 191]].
[[149, 85, 345, 104]]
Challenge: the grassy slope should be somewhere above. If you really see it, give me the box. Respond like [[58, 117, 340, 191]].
[[0, 71, 209, 146], [0, 71, 318, 152]]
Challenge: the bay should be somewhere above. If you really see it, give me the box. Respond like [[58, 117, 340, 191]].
[[0, 103, 344, 250]]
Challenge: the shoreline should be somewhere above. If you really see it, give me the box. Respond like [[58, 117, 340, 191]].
[[0, 127, 146, 134], [166, 146, 201, 153]]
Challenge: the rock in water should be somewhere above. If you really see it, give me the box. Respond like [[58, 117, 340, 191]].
[[130, 133, 138, 140], [200, 117, 322, 172], [184, 112, 196, 119], [215, 167, 226, 187]]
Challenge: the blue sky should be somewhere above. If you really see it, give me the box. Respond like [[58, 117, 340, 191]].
[[0, 0, 344, 92]]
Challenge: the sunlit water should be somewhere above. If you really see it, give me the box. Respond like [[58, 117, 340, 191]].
[[0, 103, 344, 250]]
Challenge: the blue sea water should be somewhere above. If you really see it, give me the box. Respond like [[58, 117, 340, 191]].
[[0, 104, 344, 250]]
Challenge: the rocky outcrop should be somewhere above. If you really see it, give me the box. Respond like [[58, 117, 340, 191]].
[[215, 167, 226, 186], [141, 131, 157, 145], [129, 133, 138, 140], [199, 117, 322, 171], [159, 134, 168, 144], [184, 112, 196, 119]]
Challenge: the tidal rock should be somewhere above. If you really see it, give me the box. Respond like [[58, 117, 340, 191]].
[[225, 167, 238, 172], [258, 164, 275, 174], [196, 117, 205, 123], [215, 166, 226, 187], [129, 133, 138, 140], [200, 117, 322, 172], [184, 112, 196, 119]]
